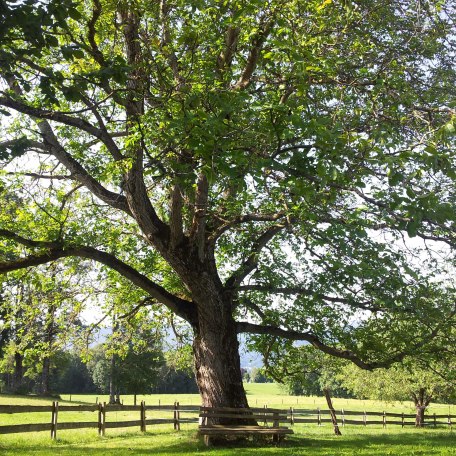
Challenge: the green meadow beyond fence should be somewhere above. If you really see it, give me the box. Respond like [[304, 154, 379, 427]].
[[1, 403, 455, 439]]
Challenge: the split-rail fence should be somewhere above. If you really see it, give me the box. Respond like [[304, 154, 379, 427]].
[[0, 403, 454, 438]]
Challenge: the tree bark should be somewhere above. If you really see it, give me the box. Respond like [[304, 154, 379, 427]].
[[109, 353, 116, 405], [192, 296, 248, 410], [12, 351, 24, 393], [413, 388, 431, 427], [183, 269, 251, 422], [415, 405, 426, 427], [41, 356, 50, 396], [191, 285, 254, 445], [323, 388, 342, 435]]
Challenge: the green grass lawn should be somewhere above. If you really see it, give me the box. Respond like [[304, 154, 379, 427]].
[[1, 385, 455, 455]]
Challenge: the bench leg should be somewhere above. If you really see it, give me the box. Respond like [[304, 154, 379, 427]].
[[204, 435, 211, 447]]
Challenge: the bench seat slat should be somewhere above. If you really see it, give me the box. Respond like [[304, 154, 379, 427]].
[[199, 413, 287, 420], [199, 407, 286, 413], [199, 427, 293, 434]]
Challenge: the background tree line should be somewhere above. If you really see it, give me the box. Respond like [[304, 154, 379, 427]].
[[0, 344, 198, 398]]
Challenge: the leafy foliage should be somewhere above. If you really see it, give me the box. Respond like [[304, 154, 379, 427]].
[[0, 0, 455, 407]]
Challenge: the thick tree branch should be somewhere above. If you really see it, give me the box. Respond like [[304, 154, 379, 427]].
[[36, 119, 130, 214], [0, 233, 195, 323], [1, 77, 129, 214], [118, 7, 169, 242], [169, 183, 184, 249], [217, 26, 240, 73], [232, 12, 276, 90], [236, 321, 405, 370], [189, 173, 209, 261], [87, 0, 105, 65], [238, 284, 386, 312]]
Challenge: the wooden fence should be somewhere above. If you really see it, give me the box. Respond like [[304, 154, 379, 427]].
[[1, 403, 455, 438], [290, 408, 456, 428], [0, 401, 200, 439]]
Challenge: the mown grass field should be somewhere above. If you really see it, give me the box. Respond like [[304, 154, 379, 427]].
[[1, 384, 455, 455]]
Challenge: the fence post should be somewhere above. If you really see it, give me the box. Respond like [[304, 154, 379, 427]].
[[317, 407, 321, 426], [363, 411, 367, 426], [50, 401, 55, 439], [290, 407, 294, 426], [401, 413, 404, 428], [140, 401, 146, 432], [51, 401, 59, 439], [383, 411, 386, 428], [98, 403, 102, 436], [174, 402, 180, 431], [177, 402, 180, 430], [342, 409, 345, 427], [434, 413, 436, 428], [102, 402, 107, 436]]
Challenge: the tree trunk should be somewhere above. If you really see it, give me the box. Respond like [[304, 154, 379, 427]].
[[415, 405, 426, 427], [413, 388, 431, 427], [191, 282, 249, 411], [323, 388, 342, 435], [41, 356, 50, 396], [109, 353, 116, 405], [12, 351, 24, 393], [193, 311, 248, 409]]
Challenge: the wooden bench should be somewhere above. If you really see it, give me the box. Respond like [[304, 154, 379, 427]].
[[198, 406, 293, 445]]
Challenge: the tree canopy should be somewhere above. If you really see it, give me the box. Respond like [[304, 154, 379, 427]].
[[0, 0, 455, 408]]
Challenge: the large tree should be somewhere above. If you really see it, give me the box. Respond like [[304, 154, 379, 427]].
[[0, 0, 455, 411]]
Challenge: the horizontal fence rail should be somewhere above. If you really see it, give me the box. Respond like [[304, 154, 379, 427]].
[[1, 403, 455, 438], [0, 401, 201, 438], [289, 408, 456, 428]]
